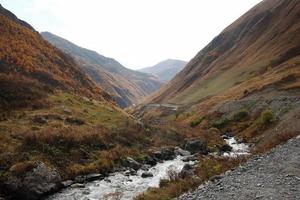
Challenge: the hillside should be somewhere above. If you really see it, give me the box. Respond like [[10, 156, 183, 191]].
[[139, 59, 187, 82], [0, 5, 171, 200], [41, 32, 163, 108], [138, 0, 300, 150], [133, 1, 300, 198]]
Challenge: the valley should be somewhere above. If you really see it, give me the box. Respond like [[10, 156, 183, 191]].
[[0, 0, 299, 200]]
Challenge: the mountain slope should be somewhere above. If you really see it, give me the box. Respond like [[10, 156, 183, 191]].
[[139, 59, 187, 82], [0, 5, 167, 200], [148, 0, 300, 105], [0, 5, 113, 111], [41, 32, 163, 107]]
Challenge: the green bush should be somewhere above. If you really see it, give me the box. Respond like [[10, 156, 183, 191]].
[[210, 117, 229, 129], [261, 109, 274, 125], [190, 116, 205, 127], [233, 109, 249, 121]]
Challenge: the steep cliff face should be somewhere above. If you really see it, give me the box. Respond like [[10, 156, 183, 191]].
[[41, 32, 163, 107], [147, 0, 300, 105]]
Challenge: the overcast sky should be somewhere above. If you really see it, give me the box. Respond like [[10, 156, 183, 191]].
[[1, 0, 262, 69]]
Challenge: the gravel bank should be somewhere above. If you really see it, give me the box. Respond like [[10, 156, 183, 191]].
[[177, 136, 300, 200]]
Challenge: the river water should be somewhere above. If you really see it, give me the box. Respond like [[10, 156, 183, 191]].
[[48, 156, 194, 200], [48, 137, 249, 200]]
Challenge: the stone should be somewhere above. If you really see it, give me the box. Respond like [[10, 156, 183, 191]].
[[63, 108, 72, 115], [86, 173, 103, 181], [32, 116, 47, 124], [184, 139, 208, 155], [70, 183, 85, 188], [3, 161, 62, 200], [74, 175, 86, 183], [141, 164, 151, 171], [60, 180, 73, 188], [144, 156, 157, 166], [219, 144, 233, 152], [151, 147, 176, 161], [65, 117, 85, 125], [183, 164, 193, 171], [141, 172, 153, 178], [125, 157, 142, 171], [174, 147, 191, 156]]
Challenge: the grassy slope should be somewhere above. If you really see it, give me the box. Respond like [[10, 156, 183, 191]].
[[0, 92, 151, 179]]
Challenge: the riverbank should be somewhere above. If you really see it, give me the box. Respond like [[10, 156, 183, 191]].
[[177, 135, 300, 200]]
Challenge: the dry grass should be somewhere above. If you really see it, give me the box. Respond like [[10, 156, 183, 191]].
[[135, 156, 246, 200]]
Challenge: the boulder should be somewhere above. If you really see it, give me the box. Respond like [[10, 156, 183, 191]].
[[141, 172, 153, 178], [151, 147, 176, 161], [181, 155, 198, 162], [70, 183, 85, 188], [184, 139, 208, 155], [174, 147, 191, 156], [74, 175, 86, 183], [4, 162, 62, 200], [182, 163, 193, 171], [219, 144, 233, 152], [144, 156, 157, 166], [124, 157, 142, 171], [141, 164, 151, 171], [86, 173, 103, 182], [60, 180, 73, 188], [32, 116, 47, 124], [124, 169, 137, 176], [65, 117, 85, 125]]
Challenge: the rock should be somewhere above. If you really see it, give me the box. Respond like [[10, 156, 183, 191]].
[[219, 144, 233, 152], [104, 178, 111, 183], [86, 174, 103, 181], [144, 156, 157, 166], [184, 139, 208, 155], [4, 161, 62, 200], [181, 155, 197, 162], [65, 117, 85, 125], [183, 164, 193, 171], [60, 180, 73, 188], [141, 164, 151, 171], [63, 108, 72, 115], [124, 157, 142, 171], [151, 147, 176, 161], [82, 189, 90, 195], [70, 183, 85, 188], [32, 116, 47, 124], [74, 175, 86, 183], [209, 175, 224, 182], [124, 169, 137, 176], [175, 147, 191, 156], [141, 172, 153, 178], [237, 138, 246, 144]]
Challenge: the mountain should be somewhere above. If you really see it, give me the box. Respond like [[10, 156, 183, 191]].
[[0, 6, 111, 110], [139, 59, 187, 82], [147, 0, 300, 105], [0, 5, 167, 200], [41, 32, 163, 108], [133, 0, 300, 198], [136, 0, 300, 164]]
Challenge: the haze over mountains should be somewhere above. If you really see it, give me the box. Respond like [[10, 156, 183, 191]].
[[41, 32, 162, 108], [139, 59, 187, 82]]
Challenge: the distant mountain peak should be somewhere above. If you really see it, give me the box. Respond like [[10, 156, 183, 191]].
[[139, 59, 187, 82]]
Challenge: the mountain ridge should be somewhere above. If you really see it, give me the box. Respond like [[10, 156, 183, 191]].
[[139, 59, 187, 82], [41, 32, 163, 107]]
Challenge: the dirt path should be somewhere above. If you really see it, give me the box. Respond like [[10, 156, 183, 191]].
[[177, 136, 300, 200]]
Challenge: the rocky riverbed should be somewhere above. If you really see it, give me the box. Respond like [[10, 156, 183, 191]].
[[177, 135, 300, 200], [45, 136, 249, 200]]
